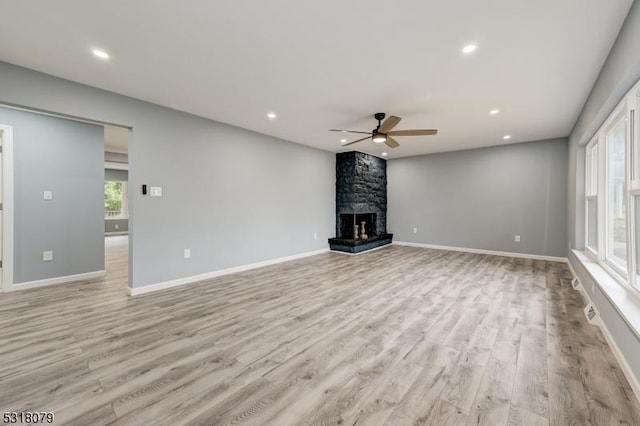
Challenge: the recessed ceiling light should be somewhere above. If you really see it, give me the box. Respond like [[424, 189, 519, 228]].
[[503, 135, 512, 140], [340, 138, 347, 143], [92, 49, 109, 59], [462, 44, 477, 54], [490, 109, 500, 115], [382, 152, 388, 156], [267, 112, 277, 120]]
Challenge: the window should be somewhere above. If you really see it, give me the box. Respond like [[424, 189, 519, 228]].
[[584, 79, 640, 291], [585, 139, 598, 253], [104, 180, 128, 219], [605, 116, 627, 272]]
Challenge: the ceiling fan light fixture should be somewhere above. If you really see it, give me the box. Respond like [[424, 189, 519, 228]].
[[92, 49, 110, 59], [462, 44, 477, 54], [372, 134, 387, 143]]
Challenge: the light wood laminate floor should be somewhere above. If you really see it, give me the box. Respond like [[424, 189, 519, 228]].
[[1, 242, 639, 425]]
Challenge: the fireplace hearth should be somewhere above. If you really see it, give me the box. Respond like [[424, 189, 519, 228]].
[[328, 151, 393, 253]]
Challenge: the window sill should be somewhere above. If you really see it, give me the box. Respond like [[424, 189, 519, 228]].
[[572, 250, 640, 340]]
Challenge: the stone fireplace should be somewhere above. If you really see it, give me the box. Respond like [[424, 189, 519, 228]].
[[328, 151, 393, 253]]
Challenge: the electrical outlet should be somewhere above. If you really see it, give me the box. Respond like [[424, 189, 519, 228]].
[[43, 190, 53, 200], [43, 250, 53, 261], [313, 233, 318, 240], [514, 235, 521, 242], [150, 186, 163, 197], [184, 249, 191, 259], [413, 227, 418, 234], [114, 224, 119, 230]]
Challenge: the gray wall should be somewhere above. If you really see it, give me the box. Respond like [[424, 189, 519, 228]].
[[105, 168, 129, 234], [567, 1, 640, 389], [0, 107, 104, 283], [388, 138, 568, 257], [568, 0, 640, 251], [0, 61, 335, 288]]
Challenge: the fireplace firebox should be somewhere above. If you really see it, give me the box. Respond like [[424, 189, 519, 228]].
[[339, 213, 376, 239]]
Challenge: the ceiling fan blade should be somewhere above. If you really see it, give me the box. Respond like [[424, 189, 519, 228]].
[[387, 129, 438, 136], [341, 135, 371, 147], [329, 129, 372, 135], [378, 116, 402, 133], [385, 136, 400, 148]]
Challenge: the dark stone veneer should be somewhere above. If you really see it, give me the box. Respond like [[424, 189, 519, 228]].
[[329, 151, 392, 253]]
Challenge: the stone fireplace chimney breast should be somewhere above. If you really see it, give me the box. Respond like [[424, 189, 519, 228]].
[[329, 151, 393, 253]]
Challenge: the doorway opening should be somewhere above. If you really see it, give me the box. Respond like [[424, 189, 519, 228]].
[[0, 105, 132, 293], [104, 125, 130, 284]]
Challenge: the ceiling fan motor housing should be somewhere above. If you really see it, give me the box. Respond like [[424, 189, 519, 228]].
[[374, 112, 386, 133]]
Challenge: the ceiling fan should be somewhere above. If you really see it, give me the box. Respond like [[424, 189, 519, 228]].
[[330, 112, 438, 148]]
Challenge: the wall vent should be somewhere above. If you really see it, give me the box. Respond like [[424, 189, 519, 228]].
[[584, 303, 600, 325], [571, 277, 582, 290]]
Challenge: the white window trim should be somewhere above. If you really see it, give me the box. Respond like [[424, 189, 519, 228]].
[[602, 108, 628, 276], [585, 135, 598, 256], [585, 195, 598, 257], [584, 77, 640, 294]]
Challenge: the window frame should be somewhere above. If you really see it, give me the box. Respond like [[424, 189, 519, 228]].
[[629, 88, 640, 290], [602, 108, 628, 277], [584, 78, 640, 294], [585, 136, 598, 257], [104, 180, 128, 220]]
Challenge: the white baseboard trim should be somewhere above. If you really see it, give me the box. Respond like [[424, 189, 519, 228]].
[[566, 259, 640, 404], [129, 248, 330, 296], [393, 241, 567, 263], [9, 270, 106, 291]]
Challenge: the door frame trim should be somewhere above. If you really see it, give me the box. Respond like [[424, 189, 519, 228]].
[[0, 124, 14, 292]]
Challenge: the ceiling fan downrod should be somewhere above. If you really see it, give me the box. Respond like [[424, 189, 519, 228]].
[[373, 112, 386, 133]]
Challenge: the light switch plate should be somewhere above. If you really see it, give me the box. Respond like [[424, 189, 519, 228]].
[[43, 250, 53, 261], [150, 187, 162, 197], [43, 190, 53, 200]]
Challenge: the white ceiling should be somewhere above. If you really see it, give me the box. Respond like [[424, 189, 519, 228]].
[[0, 0, 633, 158]]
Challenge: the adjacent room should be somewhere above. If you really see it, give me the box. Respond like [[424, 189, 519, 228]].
[[0, 1, 639, 425]]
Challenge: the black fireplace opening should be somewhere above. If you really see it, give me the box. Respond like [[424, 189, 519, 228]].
[[339, 213, 377, 240]]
